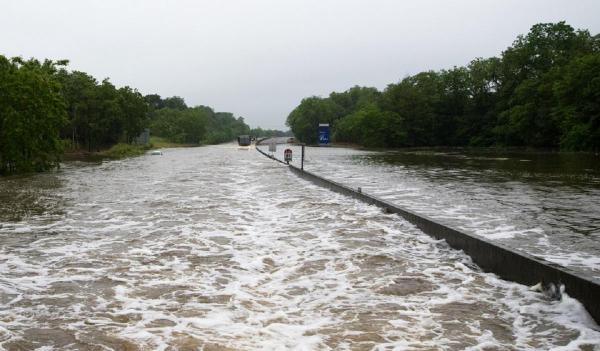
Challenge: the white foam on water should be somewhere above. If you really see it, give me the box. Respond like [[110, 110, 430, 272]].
[[0, 145, 599, 350], [272, 144, 600, 278]]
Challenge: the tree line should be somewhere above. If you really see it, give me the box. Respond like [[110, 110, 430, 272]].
[[146, 95, 251, 145], [0, 56, 258, 175], [286, 22, 600, 151], [146, 96, 292, 143], [249, 127, 293, 138]]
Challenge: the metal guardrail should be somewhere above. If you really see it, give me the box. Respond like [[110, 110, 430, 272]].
[[255, 138, 287, 165], [255, 139, 600, 324]]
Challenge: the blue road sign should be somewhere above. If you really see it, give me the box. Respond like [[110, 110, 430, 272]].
[[318, 124, 330, 145]]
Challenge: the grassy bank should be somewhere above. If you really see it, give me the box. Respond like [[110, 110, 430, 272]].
[[98, 143, 150, 159], [62, 137, 198, 162], [149, 136, 198, 149]]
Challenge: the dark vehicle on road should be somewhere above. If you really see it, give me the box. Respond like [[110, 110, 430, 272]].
[[237, 135, 251, 146]]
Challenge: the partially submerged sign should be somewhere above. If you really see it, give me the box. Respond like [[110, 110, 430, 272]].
[[284, 148, 292, 163], [268, 141, 277, 152]]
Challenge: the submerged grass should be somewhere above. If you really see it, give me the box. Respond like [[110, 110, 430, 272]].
[[97, 137, 198, 159], [62, 137, 199, 163], [98, 143, 149, 159], [149, 136, 198, 149]]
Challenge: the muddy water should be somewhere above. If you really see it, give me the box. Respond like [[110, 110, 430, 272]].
[[1, 145, 599, 350], [272, 144, 600, 280]]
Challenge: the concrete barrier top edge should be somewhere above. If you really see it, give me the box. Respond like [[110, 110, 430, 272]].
[[285, 161, 600, 287]]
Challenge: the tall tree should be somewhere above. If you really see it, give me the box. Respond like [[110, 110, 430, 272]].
[[554, 53, 600, 150], [286, 22, 599, 151], [495, 22, 596, 147], [118, 86, 149, 143], [0, 56, 67, 174]]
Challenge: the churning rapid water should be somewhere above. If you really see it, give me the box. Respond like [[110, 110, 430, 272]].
[[271, 144, 600, 280], [1, 144, 599, 350]]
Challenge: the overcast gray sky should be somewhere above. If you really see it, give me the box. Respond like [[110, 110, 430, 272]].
[[1, 0, 599, 129]]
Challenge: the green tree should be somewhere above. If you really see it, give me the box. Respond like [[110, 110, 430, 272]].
[[554, 53, 600, 150], [335, 104, 403, 147], [287, 22, 599, 151], [162, 96, 187, 110], [437, 67, 470, 145], [144, 94, 164, 110], [0, 56, 67, 174], [56, 71, 150, 150], [495, 22, 596, 147], [328, 86, 380, 118], [55, 70, 99, 149], [286, 97, 340, 144], [149, 97, 251, 145], [380, 72, 441, 146], [118, 86, 149, 143], [461, 57, 501, 146]]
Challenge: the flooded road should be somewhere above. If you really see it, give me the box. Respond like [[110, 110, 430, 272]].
[[271, 144, 600, 280], [1, 144, 600, 350]]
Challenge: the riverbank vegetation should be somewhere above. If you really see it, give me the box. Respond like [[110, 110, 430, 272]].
[[286, 22, 600, 151], [98, 143, 150, 159], [0, 57, 255, 175], [0, 57, 67, 174], [148, 136, 195, 149], [146, 95, 251, 145], [249, 127, 293, 138]]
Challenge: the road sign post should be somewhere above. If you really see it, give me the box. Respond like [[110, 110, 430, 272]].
[[284, 149, 292, 164]]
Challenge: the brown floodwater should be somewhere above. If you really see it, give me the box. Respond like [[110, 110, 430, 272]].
[[272, 145, 600, 279], [1, 144, 599, 350]]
